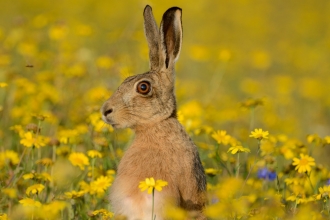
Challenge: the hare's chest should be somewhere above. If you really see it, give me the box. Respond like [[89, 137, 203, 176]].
[[118, 146, 182, 176]]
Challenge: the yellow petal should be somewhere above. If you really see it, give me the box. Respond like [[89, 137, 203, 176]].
[[147, 187, 153, 194]]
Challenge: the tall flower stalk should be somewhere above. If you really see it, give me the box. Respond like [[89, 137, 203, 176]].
[[139, 177, 168, 220]]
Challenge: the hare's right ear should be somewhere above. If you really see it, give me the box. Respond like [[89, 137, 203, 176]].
[[160, 7, 182, 70], [143, 5, 162, 71]]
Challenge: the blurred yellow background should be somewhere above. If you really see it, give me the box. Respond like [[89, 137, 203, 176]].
[[1, 0, 329, 139]]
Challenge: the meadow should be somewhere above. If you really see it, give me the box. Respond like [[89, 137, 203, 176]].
[[0, 0, 330, 219]]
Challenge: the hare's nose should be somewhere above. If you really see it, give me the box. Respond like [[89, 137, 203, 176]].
[[103, 108, 113, 117]]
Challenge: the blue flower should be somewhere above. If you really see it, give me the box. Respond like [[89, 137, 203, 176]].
[[268, 170, 277, 181], [257, 168, 269, 179], [326, 179, 330, 186], [257, 168, 276, 181]]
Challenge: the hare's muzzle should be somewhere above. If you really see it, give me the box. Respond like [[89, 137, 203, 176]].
[[103, 108, 113, 117], [101, 103, 114, 123]]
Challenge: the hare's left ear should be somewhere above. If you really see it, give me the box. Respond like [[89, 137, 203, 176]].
[[160, 7, 182, 70], [144, 5, 162, 71]]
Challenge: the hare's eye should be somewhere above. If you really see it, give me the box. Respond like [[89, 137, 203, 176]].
[[137, 81, 151, 95]]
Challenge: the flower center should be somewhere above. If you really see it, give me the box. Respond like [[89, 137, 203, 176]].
[[299, 158, 309, 166]]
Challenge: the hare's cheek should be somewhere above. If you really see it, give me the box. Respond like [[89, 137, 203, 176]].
[[122, 93, 133, 106]]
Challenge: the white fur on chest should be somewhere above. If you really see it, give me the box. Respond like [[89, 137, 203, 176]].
[[111, 183, 166, 220]]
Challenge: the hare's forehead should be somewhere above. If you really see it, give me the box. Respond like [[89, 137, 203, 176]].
[[121, 72, 157, 86]]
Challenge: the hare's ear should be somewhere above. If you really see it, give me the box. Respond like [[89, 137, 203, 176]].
[[160, 7, 182, 69], [143, 5, 162, 71]]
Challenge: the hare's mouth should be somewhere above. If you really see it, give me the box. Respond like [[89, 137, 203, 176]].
[[105, 120, 118, 128], [109, 123, 118, 128], [101, 115, 117, 126]]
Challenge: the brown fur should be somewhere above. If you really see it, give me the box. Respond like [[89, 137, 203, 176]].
[[101, 5, 206, 220]]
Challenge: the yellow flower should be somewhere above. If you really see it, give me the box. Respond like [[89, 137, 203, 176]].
[[107, 169, 116, 176], [10, 125, 24, 135], [31, 113, 49, 121], [240, 98, 264, 109], [211, 130, 231, 145], [36, 158, 54, 166], [58, 129, 80, 144], [75, 24, 93, 36], [68, 152, 90, 170], [64, 190, 86, 199], [90, 176, 112, 195], [91, 209, 114, 218], [18, 42, 37, 57], [86, 87, 110, 103], [22, 172, 52, 182], [26, 184, 45, 196], [205, 168, 219, 177], [0, 82, 8, 88], [252, 50, 271, 70], [56, 145, 71, 156], [316, 185, 330, 200], [20, 132, 46, 148], [33, 14, 48, 28], [249, 128, 269, 140], [23, 173, 35, 180], [37, 172, 52, 182], [219, 49, 231, 62], [79, 181, 91, 193], [280, 145, 295, 159], [87, 150, 102, 158], [139, 177, 168, 194], [292, 154, 316, 173], [189, 45, 209, 61], [285, 177, 304, 186], [19, 198, 42, 207], [2, 188, 17, 199], [165, 205, 187, 220], [260, 140, 275, 156], [227, 145, 250, 154], [307, 134, 321, 144], [286, 195, 304, 204], [96, 56, 114, 69], [64, 64, 86, 77], [324, 136, 330, 144], [89, 112, 113, 133], [0, 213, 8, 220], [49, 25, 68, 40], [1, 150, 19, 165], [41, 201, 67, 218]]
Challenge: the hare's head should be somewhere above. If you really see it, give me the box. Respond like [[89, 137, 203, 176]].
[[101, 5, 182, 129]]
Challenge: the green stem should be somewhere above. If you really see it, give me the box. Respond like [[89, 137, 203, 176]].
[[240, 145, 261, 196], [250, 107, 255, 131], [276, 175, 280, 195], [52, 145, 56, 162], [109, 143, 118, 167], [257, 139, 261, 156], [6, 147, 27, 187], [31, 147, 35, 169], [236, 153, 240, 178], [51, 145, 56, 177], [306, 172, 315, 193], [326, 197, 330, 220], [215, 144, 232, 176], [151, 188, 155, 220], [35, 120, 42, 170], [91, 158, 95, 181], [38, 147, 41, 162], [293, 198, 298, 215]]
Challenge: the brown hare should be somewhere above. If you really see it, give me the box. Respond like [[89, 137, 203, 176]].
[[101, 5, 206, 220]]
